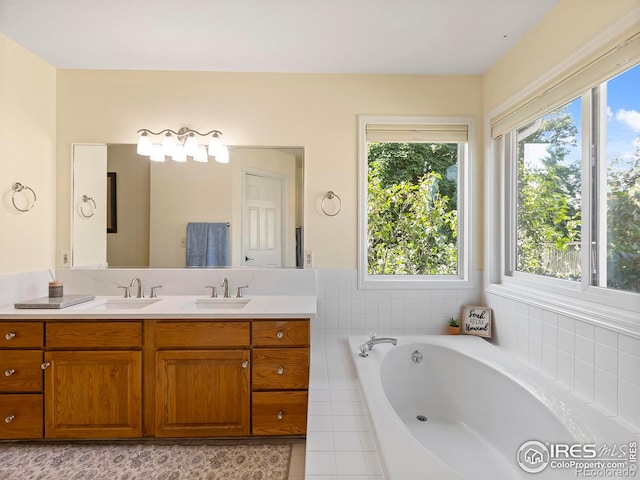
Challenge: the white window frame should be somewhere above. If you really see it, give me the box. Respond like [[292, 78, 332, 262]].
[[358, 115, 475, 289], [505, 93, 589, 289], [485, 61, 640, 333]]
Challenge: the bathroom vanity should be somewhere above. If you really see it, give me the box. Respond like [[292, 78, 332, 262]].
[[0, 295, 314, 440]]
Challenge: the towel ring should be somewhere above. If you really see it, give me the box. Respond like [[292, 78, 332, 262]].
[[321, 191, 341, 217], [11, 182, 36, 212], [80, 195, 97, 218]]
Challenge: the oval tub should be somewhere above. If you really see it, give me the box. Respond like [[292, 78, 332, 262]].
[[347, 335, 635, 480]]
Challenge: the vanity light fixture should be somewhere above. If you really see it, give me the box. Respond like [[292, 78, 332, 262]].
[[136, 127, 229, 163]]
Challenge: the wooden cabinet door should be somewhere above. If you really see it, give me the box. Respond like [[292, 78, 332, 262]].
[[156, 350, 250, 437], [43, 351, 141, 439]]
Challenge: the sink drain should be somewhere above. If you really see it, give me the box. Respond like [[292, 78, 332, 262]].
[[416, 415, 428, 422]]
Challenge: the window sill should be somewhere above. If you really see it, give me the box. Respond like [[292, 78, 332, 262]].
[[358, 270, 480, 290], [485, 282, 640, 338]]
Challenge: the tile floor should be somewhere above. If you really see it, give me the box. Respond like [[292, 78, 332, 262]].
[[288, 441, 306, 480]]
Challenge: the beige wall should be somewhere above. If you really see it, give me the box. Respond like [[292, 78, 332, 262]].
[[56, 71, 483, 269], [482, 0, 639, 115], [107, 145, 150, 267], [5, 0, 634, 274], [148, 147, 297, 268], [0, 33, 56, 275]]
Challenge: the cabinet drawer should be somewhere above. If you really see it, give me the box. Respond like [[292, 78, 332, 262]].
[[252, 320, 309, 346], [0, 351, 43, 392], [0, 322, 43, 348], [252, 348, 309, 390], [252, 391, 307, 436], [46, 322, 142, 349], [155, 322, 250, 348], [0, 394, 43, 439]]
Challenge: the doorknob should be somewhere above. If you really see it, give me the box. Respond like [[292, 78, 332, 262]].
[[244, 256, 254, 262]]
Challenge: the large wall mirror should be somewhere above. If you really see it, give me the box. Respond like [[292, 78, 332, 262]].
[[72, 144, 304, 269]]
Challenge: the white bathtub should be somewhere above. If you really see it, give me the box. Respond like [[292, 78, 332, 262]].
[[348, 335, 636, 480]]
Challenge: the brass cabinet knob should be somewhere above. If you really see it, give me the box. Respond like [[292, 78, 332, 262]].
[[41, 362, 51, 370], [276, 331, 284, 339], [241, 360, 249, 369], [276, 410, 284, 420], [4, 369, 16, 377], [4, 415, 15, 424], [5, 332, 16, 340], [276, 367, 284, 375]]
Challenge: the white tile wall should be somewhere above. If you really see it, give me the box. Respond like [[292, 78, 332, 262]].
[[315, 269, 482, 335], [486, 291, 640, 431]]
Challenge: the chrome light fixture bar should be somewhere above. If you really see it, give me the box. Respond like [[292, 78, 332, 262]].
[[136, 127, 229, 164]]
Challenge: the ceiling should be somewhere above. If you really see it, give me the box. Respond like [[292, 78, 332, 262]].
[[0, 0, 559, 75]]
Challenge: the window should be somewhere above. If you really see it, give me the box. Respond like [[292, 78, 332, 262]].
[[597, 65, 640, 293], [515, 98, 583, 281], [500, 62, 640, 303], [358, 116, 474, 288]]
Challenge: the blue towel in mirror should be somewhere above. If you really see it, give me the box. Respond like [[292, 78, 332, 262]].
[[186, 222, 229, 267]]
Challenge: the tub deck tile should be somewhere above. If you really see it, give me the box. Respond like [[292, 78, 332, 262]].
[[305, 333, 385, 479]]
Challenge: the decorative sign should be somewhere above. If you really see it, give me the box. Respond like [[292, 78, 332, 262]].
[[461, 305, 492, 338]]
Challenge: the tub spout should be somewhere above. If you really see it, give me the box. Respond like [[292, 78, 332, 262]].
[[359, 337, 397, 357]]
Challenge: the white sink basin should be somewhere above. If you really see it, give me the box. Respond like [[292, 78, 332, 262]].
[[183, 298, 251, 310], [85, 298, 161, 310]]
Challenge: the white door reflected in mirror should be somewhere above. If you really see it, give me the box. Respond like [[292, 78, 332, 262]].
[[243, 171, 285, 268]]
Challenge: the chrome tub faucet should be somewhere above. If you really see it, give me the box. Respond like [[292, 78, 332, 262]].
[[359, 333, 397, 357]]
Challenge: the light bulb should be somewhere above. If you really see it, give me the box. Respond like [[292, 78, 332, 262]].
[[136, 132, 153, 156], [184, 133, 199, 157], [172, 143, 187, 162], [194, 145, 208, 162], [208, 133, 222, 157], [215, 145, 230, 164], [162, 132, 176, 156], [150, 144, 165, 162]]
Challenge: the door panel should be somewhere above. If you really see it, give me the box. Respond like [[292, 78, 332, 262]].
[[243, 173, 283, 267], [44, 351, 141, 438], [156, 350, 250, 437]]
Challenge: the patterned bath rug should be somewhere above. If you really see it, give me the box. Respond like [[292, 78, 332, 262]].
[[0, 442, 292, 480]]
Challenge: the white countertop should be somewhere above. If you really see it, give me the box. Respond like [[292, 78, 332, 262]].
[[0, 295, 317, 320]]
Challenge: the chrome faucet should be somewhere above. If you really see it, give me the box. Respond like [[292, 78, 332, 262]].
[[129, 277, 143, 298], [221, 278, 230, 298], [359, 335, 397, 357]]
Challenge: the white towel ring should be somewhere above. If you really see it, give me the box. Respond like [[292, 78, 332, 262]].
[[11, 182, 36, 212], [80, 195, 97, 218], [321, 191, 341, 217]]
